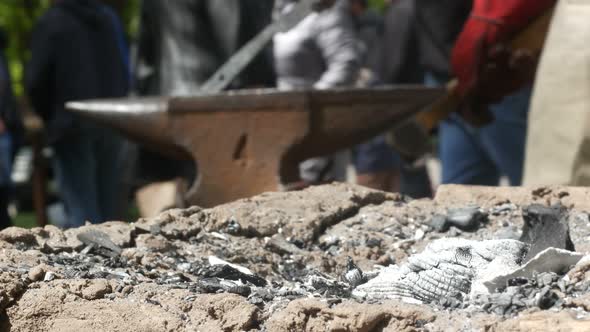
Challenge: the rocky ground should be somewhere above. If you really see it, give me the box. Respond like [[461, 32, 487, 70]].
[[0, 183, 589, 331]]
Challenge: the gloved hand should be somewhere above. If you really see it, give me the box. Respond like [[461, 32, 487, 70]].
[[451, 0, 555, 108]]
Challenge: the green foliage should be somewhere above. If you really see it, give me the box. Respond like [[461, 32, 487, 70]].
[[0, 0, 50, 96], [123, 0, 141, 39], [367, 0, 386, 12], [0, 0, 140, 97]]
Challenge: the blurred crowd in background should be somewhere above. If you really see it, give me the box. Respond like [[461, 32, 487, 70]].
[[0, 0, 572, 230]]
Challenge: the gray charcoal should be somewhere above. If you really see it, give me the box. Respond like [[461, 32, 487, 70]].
[[535, 272, 557, 288], [219, 280, 251, 297], [557, 278, 568, 293], [265, 235, 306, 256], [430, 214, 449, 232], [77, 230, 122, 257], [520, 204, 575, 261], [248, 295, 264, 305], [448, 227, 463, 237], [342, 257, 366, 288], [491, 203, 516, 215], [536, 286, 559, 309], [494, 226, 521, 240], [306, 274, 350, 298], [196, 278, 225, 293], [365, 238, 382, 248], [225, 217, 241, 234], [446, 206, 487, 231], [198, 264, 267, 287], [277, 287, 307, 298]]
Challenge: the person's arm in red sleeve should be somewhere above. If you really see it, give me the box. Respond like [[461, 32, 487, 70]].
[[451, 0, 556, 109]]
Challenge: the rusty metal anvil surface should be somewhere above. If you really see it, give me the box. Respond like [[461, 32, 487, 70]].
[[67, 86, 443, 207]]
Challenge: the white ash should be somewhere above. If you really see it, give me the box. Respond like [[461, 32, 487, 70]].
[[352, 238, 529, 305]]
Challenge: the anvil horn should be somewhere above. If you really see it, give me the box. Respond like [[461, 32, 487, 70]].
[[66, 98, 191, 159]]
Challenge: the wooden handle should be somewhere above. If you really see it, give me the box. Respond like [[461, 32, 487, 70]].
[[416, 7, 555, 131]]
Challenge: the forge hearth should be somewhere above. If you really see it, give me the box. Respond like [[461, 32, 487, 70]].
[[1, 183, 590, 331]]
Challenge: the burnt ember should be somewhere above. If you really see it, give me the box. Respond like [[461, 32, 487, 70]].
[[520, 204, 576, 260], [430, 206, 488, 232], [474, 271, 590, 315], [197, 264, 267, 287], [77, 229, 123, 258], [0, 184, 589, 331]]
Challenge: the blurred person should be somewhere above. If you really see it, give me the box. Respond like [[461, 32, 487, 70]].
[[135, 0, 275, 96], [352, 4, 401, 193], [0, 28, 24, 229], [274, 0, 363, 188], [539, 1, 590, 185], [415, 0, 532, 186], [133, 0, 276, 207], [353, 0, 433, 197], [446, 1, 586, 186], [26, 0, 129, 228]]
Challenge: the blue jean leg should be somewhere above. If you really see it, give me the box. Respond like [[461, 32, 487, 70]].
[[352, 135, 400, 174], [95, 131, 126, 221], [425, 71, 531, 185], [439, 86, 531, 185], [53, 129, 124, 228], [478, 87, 531, 185], [0, 133, 12, 187], [424, 73, 498, 184], [353, 135, 433, 198], [0, 133, 13, 228], [439, 115, 500, 185], [53, 135, 100, 228]]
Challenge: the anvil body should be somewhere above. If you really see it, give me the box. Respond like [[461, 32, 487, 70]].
[[67, 86, 443, 207]]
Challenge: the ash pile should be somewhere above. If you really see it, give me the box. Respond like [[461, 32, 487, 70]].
[[0, 184, 590, 331]]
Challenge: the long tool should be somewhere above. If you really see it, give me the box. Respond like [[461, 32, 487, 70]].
[[387, 8, 555, 160], [199, 0, 315, 93]]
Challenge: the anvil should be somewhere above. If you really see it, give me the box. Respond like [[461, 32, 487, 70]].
[[67, 86, 443, 207]]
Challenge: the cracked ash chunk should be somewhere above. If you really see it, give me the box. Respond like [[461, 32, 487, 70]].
[[353, 238, 529, 306]]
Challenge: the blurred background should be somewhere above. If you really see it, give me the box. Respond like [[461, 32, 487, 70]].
[[0, 0, 390, 228]]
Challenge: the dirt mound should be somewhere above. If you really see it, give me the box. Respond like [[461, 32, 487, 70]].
[[0, 183, 589, 331]]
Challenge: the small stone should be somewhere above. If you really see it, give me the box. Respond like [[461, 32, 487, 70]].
[[0, 227, 37, 245], [448, 227, 463, 237], [365, 238, 382, 248], [135, 234, 173, 252], [44, 271, 56, 282], [536, 287, 560, 310], [27, 266, 45, 282], [414, 229, 425, 241], [82, 280, 112, 300], [122, 285, 134, 296], [557, 278, 568, 293], [430, 214, 449, 232], [77, 229, 122, 257], [376, 254, 393, 266], [446, 206, 487, 231], [536, 273, 557, 287], [494, 226, 521, 240], [343, 257, 366, 288], [520, 204, 575, 261], [491, 203, 516, 215]]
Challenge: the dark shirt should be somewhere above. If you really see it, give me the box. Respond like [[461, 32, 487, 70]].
[[26, 0, 128, 142], [414, 0, 472, 78], [135, 0, 276, 96], [380, 0, 424, 84]]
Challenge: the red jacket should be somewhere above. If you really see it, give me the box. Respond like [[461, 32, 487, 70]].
[[451, 0, 556, 97]]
